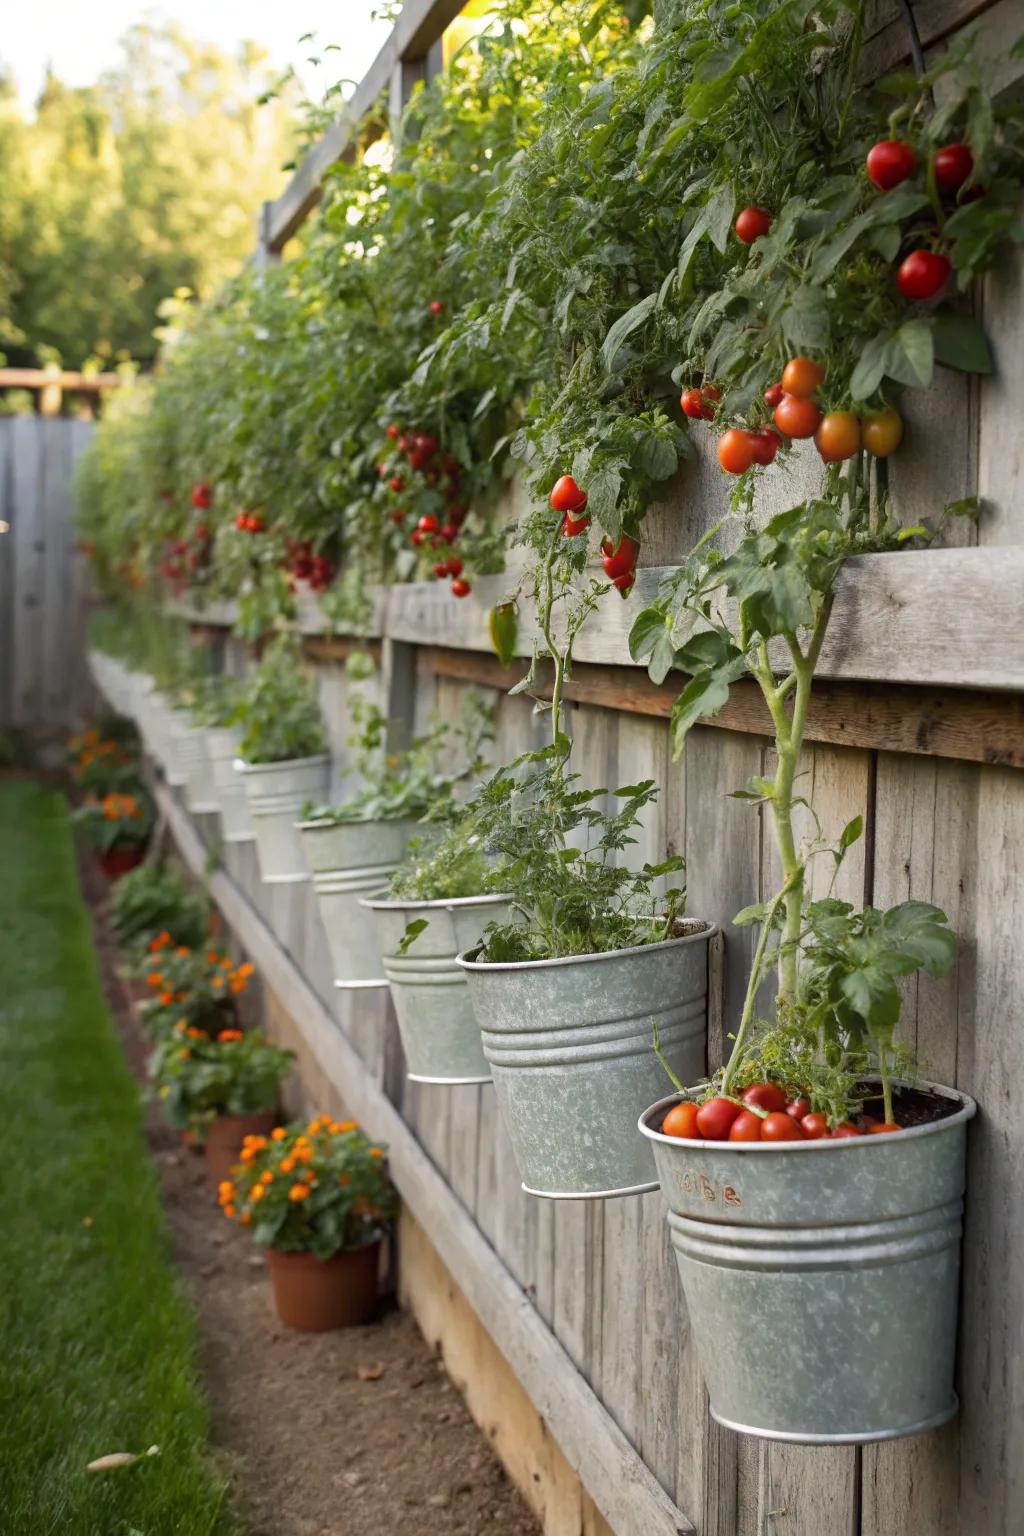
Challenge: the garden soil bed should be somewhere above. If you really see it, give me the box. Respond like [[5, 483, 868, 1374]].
[[81, 848, 540, 1536]]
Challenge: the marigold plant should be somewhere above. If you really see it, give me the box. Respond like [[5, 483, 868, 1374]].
[[140, 939, 255, 1039], [73, 787, 153, 853], [219, 1117, 398, 1258], [149, 1027, 293, 1136]]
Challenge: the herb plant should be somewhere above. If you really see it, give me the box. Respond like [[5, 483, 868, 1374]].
[[109, 863, 211, 955], [233, 635, 326, 765]]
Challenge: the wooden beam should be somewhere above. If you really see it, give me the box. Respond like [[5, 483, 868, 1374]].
[[301, 635, 382, 666], [0, 368, 121, 392], [152, 779, 695, 1536], [417, 647, 1024, 770], [263, 0, 465, 251]]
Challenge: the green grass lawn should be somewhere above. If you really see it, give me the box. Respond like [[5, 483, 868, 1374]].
[[0, 782, 242, 1535]]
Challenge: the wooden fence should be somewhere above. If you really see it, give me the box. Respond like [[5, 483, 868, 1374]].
[[84, 0, 1024, 1532], [0, 417, 94, 731]]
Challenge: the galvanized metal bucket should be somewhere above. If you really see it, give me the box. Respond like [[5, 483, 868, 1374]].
[[362, 893, 509, 1083], [236, 754, 331, 884], [206, 727, 253, 843], [638, 1082, 976, 1443], [456, 922, 715, 1199], [297, 817, 417, 987], [173, 721, 218, 815], [156, 702, 190, 787]]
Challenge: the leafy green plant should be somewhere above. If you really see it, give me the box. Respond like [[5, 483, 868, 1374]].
[[308, 667, 493, 825], [219, 1115, 398, 1258], [233, 635, 326, 765], [415, 739, 686, 963], [150, 1027, 293, 1136], [109, 863, 211, 954]]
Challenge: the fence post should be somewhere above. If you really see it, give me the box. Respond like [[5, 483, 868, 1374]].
[[38, 365, 63, 418], [254, 201, 277, 274]]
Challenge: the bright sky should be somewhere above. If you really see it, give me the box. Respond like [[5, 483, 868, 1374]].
[[2, 2, 392, 110]]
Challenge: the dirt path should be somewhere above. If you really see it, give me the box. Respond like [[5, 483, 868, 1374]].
[[84, 854, 540, 1536]]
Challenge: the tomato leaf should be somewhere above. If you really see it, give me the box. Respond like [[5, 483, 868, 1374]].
[[931, 312, 993, 373], [600, 293, 658, 372]]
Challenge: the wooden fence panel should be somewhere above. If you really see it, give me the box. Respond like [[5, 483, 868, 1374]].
[[0, 417, 92, 730]]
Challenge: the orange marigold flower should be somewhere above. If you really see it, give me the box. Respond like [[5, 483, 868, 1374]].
[[160, 992, 175, 1006], [240, 1211, 252, 1225], [179, 1048, 191, 1060], [279, 1156, 296, 1175], [218, 1180, 234, 1199], [271, 1127, 287, 1142], [244, 1135, 267, 1153], [223, 1203, 235, 1219], [236, 962, 255, 980], [260, 1170, 274, 1185], [205, 951, 220, 965], [288, 1184, 310, 1202], [175, 946, 191, 959], [334, 1120, 358, 1134], [219, 957, 232, 970], [300, 1169, 316, 1185], [369, 1147, 383, 1159], [218, 1028, 244, 1042], [147, 973, 164, 990], [250, 1184, 265, 1203]]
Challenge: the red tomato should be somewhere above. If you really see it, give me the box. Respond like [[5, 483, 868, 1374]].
[[729, 1109, 763, 1142], [868, 1121, 903, 1134], [763, 383, 784, 408], [191, 482, 212, 509], [781, 356, 824, 398], [446, 557, 463, 578], [561, 511, 590, 537], [550, 475, 588, 513], [601, 535, 640, 579], [418, 514, 440, 535], [735, 206, 772, 244], [830, 1121, 864, 1139], [701, 383, 722, 403], [762, 1112, 806, 1142], [234, 512, 248, 531], [750, 427, 781, 465], [389, 508, 405, 524], [433, 561, 450, 579], [410, 529, 425, 547], [680, 388, 706, 420], [386, 424, 400, 440], [429, 300, 445, 315], [814, 411, 861, 463], [612, 571, 636, 597], [389, 475, 405, 493], [695, 1097, 742, 1141], [451, 577, 471, 598], [248, 515, 265, 533], [934, 143, 973, 193], [800, 1112, 829, 1140], [662, 1101, 701, 1139], [785, 1097, 810, 1121], [440, 522, 460, 543], [742, 1083, 786, 1114], [415, 434, 439, 458], [866, 139, 917, 190], [897, 249, 951, 301], [717, 428, 757, 475], [774, 394, 822, 439], [862, 406, 904, 458]]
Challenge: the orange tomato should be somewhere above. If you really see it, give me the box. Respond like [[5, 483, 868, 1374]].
[[773, 394, 822, 439], [814, 411, 861, 463], [662, 1101, 701, 1139], [717, 428, 756, 474], [781, 356, 824, 398], [862, 406, 904, 458]]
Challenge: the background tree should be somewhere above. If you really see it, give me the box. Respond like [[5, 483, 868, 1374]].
[[0, 25, 297, 369]]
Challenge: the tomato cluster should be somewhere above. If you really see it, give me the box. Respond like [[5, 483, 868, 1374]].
[[661, 1083, 901, 1142], [865, 136, 978, 301], [383, 426, 471, 599], [189, 481, 212, 511], [680, 382, 721, 421], [285, 539, 336, 593], [234, 512, 265, 533], [160, 523, 213, 593], [600, 533, 639, 597]]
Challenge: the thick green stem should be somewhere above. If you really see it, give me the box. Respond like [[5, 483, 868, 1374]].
[[721, 876, 795, 1097], [876, 1033, 895, 1124], [537, 539, 567, 747]]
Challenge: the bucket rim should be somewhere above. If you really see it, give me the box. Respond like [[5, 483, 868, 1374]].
[[362, 890, 511, 914], [455, 918, 717, 974]]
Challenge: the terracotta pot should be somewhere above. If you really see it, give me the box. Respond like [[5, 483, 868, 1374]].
[[99, 845, 145, 880], [203, 1109, 277, 1185], [266, 1243, 381, 1332]]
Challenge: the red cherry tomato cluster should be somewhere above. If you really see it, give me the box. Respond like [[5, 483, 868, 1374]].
[[383, 426, 470, 598], [680, 382, 721, 421], [601, 534, 639, 598], [551, 473, 589, 536], [661, 1082, 902, 1142], [190, 481, 212, 510], [285, 539, 335, 592], [159, 523, 213, 593], [234, 512, 265, 533], [864, 136, 978, 301]]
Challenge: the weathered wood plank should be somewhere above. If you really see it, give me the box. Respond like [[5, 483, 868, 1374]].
[[153, 779, 695, 1536]]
